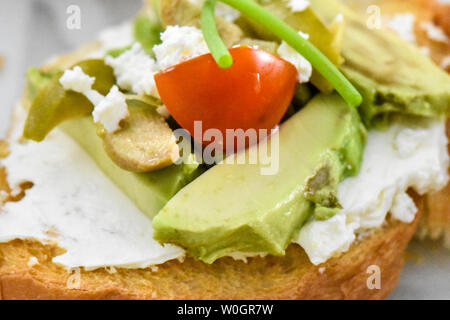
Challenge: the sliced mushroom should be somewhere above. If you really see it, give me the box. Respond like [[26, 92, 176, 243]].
[[100, 99, 180, 173]]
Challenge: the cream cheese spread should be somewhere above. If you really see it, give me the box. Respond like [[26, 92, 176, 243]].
[[297, 119, 449, 265], [0, 106, 184, 270]]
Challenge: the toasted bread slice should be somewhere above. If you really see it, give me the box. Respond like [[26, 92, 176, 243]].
[[0, 205, 420, 300], [0, 0, 449, 300]]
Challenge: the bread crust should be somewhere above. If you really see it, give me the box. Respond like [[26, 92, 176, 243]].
[[0, 0, 448, 300], [0, 197, 421, 300]]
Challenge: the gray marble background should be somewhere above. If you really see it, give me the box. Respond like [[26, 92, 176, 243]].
[[0, 0, 448, 299]]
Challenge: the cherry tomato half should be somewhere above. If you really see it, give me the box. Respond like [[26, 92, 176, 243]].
[[154, 46, 297, 150]]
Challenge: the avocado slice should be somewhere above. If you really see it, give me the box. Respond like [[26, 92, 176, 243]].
[[153, 93, 366, 263], [60, 117, 200, 218], [23, 59, 116, 142], [310, 0, 450, 126]]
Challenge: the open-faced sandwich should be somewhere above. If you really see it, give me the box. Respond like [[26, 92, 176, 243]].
[[0, 0, 449, 299]]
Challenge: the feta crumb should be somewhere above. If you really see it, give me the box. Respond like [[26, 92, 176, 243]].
[[28, 256, 39, 267], [59, 66, 95, 93], [92, 85, 129, 133], [385, 13, 416, 44], [153, 26, 209, 70], [277, 32, 312, 83], [60, 67, 129, 133], [297, 214, 356, 265], [318, 267, 326, 274], [105, 43, 159, 96], [287, 0, 310, 12], [390, 192, 417, 223], [421, 21, 449, 43], [59, 67, 103, 105]]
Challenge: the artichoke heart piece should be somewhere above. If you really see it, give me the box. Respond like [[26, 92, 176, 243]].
[[238, 0, 344, 93], [310, 0, 450, 126], [23, 59, 116, 142], [158, 0, 243, 47], [238, 38, 279, 55], [100, 99, 180, 173]]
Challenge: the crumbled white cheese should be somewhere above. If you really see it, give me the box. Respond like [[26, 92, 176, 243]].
[[92, 85, 129, 133], [105, 43, 159, 96], [297, 214, 356, 265], [59, 66, 95, 93], [0, 105, 184, 270], [27, 256, 39, 267], [287, 0, 310, 12], [421, 21, 449, 43], [277, 32, 312, 83], [385, 13, 416, 44], [153, 25, 209, 70], [318, 267, 326, 274], [60, 68, 129, 133], [390, 192, 417, 223], [60, 66, 103, 105], [296, 119, 449, 265]]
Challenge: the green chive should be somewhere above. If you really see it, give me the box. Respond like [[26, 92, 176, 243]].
[[201, 0, 233, 68], [201, 0, 363, 107]]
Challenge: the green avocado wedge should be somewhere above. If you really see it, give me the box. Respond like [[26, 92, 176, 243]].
[[23, 59, 115, 142], [310, 0, 450, 127], [60, 117, 201, 218], [153, 93, 366, 263]]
